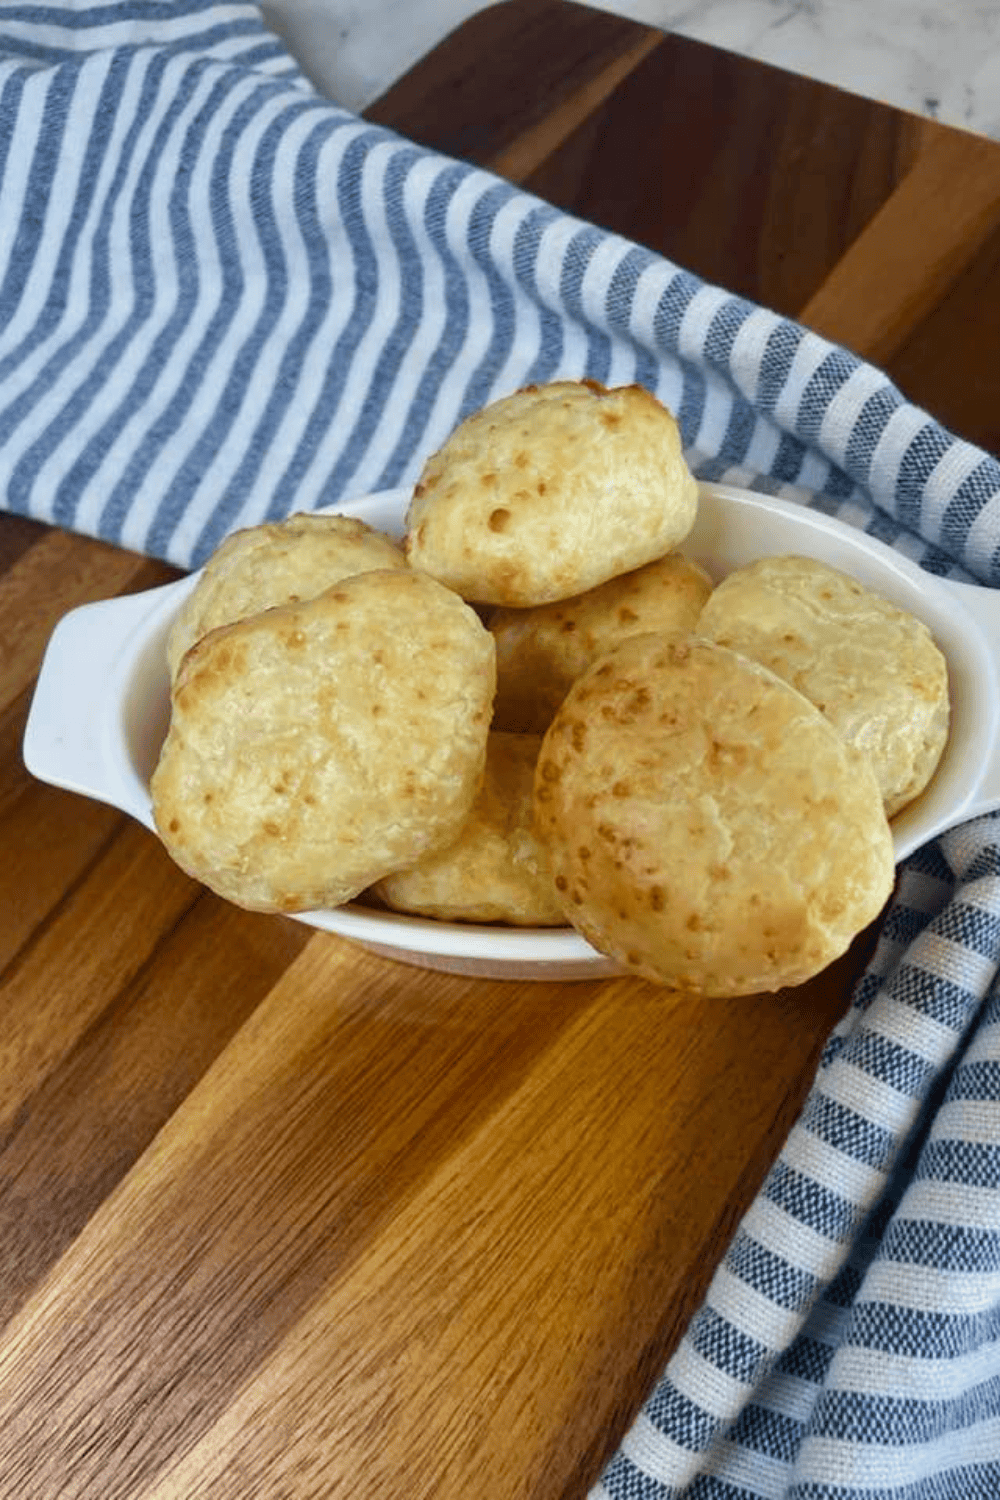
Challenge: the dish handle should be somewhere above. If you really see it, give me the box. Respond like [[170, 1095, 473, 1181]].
[[23, 590, 165, 828], [944, 577, 1000, 826]]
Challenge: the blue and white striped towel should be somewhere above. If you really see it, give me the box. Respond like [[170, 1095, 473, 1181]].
[[2, 6, 999, 1496]]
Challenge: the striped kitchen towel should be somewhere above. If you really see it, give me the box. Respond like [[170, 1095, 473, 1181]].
[[2, 6, 999, 1496], [594, 816, 1000, 1497]]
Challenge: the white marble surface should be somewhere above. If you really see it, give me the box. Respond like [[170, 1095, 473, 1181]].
[[261, 0, 1000, 141]]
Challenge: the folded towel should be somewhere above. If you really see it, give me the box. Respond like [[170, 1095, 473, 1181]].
[[2, 7, 998, 1496], [595, 819, 1000, 1498]]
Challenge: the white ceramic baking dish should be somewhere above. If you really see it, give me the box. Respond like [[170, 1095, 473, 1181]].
[[23, 483, 1000, 980]]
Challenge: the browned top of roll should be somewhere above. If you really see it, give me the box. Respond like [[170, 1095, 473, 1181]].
[[534, 633, 895, 995]]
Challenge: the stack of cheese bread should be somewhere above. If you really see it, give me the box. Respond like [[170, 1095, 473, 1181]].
[[151, 380, 949, 995]]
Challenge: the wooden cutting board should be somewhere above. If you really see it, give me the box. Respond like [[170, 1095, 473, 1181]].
[[3, 4, 999, 1495]]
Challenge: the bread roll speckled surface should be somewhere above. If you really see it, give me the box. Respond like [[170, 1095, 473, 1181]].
[[373, 732, 564, 925], [405, 380, 699, 606], [534, 634, 894, 995], [490, 551, 712, 733], [697, 554, 949, 817], [151, 569, 496, 914], [167, 512, 407, 679]]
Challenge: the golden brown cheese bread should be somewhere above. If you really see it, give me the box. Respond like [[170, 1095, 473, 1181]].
[[405, 380, 699, 606], [151, 570, 496, 914], [372, 732, 564, 925], [167, 512, 407, 679], [696, 554, 949, 817], [534, 634, 894, 995], [490, 552, 712, 733]]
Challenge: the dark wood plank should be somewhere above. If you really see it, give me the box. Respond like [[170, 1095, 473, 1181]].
[[521, 29, 925, 320], [367, 0, 661, 175], [801, 124, 1000, 366], [0, 893, 306, 1332], [369, 2, 1000, 454], [368, 5, 924, 321], [887, 201, 1000, 455]]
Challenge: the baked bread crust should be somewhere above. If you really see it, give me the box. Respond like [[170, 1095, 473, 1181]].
[[151, 569, 495, 913], [490, 551, 712, 733], [373, 732, 564, 925], [697, 554, 950, 816], [534, 634, 895, 995], [167, 512, 407, 679], [405, 381, 699, 606]]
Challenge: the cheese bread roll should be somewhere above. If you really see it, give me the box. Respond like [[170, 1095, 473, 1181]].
[[697, 554, 949, 817], [405, 380, 698, 606], [152, 570, 495, 914], [534, 634, 894, 996], [373, 732, 564, 925], [168, 512, 406, 679], [490, 551, 712, 733]]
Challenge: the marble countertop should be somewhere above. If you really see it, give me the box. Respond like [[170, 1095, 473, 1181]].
[[261, 0, 1000, 142]]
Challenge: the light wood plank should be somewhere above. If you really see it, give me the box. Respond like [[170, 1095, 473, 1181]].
[[0, 934, 853, 1499], [0, 823, 198, 1132], [801, 125, 1000, 362]]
